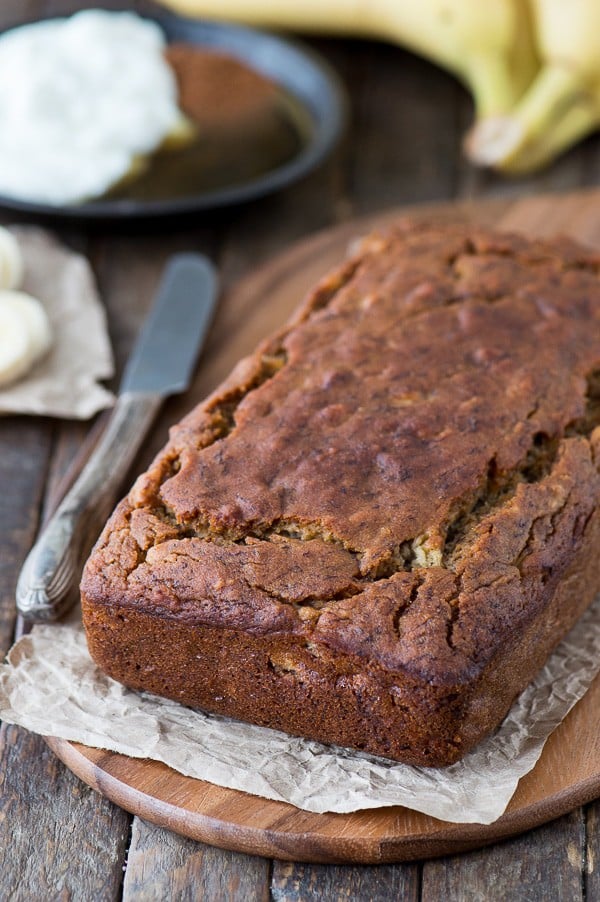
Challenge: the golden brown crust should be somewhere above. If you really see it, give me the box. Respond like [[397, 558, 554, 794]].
[[81, 220, 600, 765]]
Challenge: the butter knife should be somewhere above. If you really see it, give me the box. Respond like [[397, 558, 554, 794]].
[[16, 253, 218, 623]]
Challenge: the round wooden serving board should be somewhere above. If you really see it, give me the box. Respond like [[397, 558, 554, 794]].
[[49, 189, 600, 863]]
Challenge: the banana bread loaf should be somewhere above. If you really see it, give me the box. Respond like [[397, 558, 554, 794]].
[[81, 220, 600, 766]]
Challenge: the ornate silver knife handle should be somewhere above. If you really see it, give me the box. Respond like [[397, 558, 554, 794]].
[[16, 252, 219, 623], [16, 392, 163, 622]]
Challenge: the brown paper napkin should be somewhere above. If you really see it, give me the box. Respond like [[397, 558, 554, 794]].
[[0, 227, 114, 418], [1, 595, 599, 824]]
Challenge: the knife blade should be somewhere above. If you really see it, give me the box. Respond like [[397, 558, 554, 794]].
[[16, 253, 218, 623]]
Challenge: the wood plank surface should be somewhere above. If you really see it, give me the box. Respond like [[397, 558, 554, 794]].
[[122, 819, 271, 902], [0, 724, 130, 900], [271, 860, 420, 902], [586, 800, 600, 901], [0, 0, 599, 897], [0, 422, 52, 653], [421, 811, 586, 902]]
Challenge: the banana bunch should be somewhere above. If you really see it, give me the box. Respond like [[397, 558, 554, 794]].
[[466, 0, 600, 172], [158, 0, 600, 174]]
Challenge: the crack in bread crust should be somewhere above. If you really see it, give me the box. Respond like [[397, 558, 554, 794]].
[[116, 367, 600, 625], [90, 222, 600, 610]]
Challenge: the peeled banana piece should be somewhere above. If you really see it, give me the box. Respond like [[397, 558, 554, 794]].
[[0, 226, 53, 389], [0, 291, 53, 388]]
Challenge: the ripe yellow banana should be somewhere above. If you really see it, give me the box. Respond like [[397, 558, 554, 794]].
[[466, 0, 600, 171], [379, 0, 537, 118], [159, 0, 538, 119]]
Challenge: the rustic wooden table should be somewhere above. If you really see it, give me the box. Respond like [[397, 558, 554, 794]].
[[2, 1, 600, 899]]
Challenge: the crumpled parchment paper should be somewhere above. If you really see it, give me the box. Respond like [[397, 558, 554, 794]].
[[0, 227, 114, 418], [1, 594, 599, 824]]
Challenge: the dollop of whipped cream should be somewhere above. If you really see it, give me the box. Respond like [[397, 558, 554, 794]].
[[0, 10, 181, 205]]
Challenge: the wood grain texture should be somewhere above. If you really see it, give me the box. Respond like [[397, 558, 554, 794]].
[[421, 811, 586, 902], [586, 801, 600, 901], [122, 819, 270, 902], [0, 423, 52, 655], [271, 861, 420, 902], [0, 724, 129, 901]]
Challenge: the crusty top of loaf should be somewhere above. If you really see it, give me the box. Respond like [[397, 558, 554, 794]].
[[82, 220, 600, 685]]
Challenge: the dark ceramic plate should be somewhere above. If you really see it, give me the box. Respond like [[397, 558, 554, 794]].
[[0, 9, 346, 221]]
